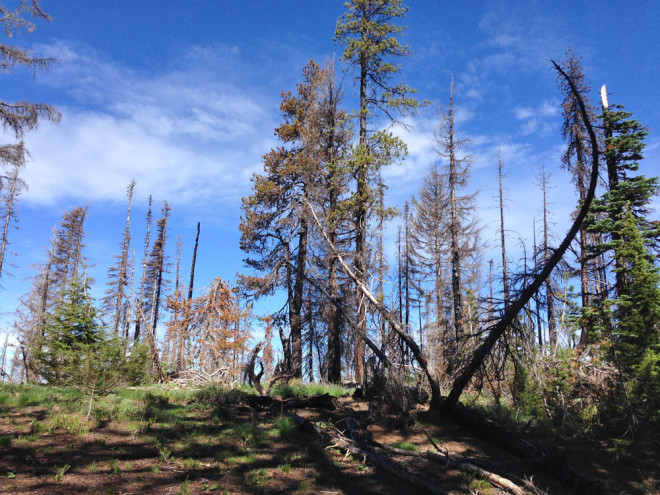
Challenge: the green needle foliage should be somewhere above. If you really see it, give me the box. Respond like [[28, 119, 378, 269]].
[[585, 102, 660, 429], [32, 278, 149, 392]]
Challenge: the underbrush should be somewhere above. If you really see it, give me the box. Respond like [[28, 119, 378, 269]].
[[268, 380, 350, 398], [463, 348, 660, 472]]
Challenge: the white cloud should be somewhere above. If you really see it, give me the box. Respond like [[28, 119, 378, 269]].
[[19, 42, 278, 213], [513, 99, 560, 137]]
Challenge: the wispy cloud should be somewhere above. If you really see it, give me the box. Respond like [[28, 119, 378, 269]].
[[20, 41, 279, 216], [513, 98, 561, 136]]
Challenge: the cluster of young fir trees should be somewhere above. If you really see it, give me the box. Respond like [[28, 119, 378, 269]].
[[8, 184, 252, 390], [238, 1, 659, 434]]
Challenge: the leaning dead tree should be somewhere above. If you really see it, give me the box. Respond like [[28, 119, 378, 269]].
[[306, 61, 601, 413], [440, 61, 600, 411]]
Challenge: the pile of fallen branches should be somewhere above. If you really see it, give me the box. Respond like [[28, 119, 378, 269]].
[[171, 367, 232, 386]]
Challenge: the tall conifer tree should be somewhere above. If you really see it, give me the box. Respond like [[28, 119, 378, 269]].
[[335, 0, 422, 382]]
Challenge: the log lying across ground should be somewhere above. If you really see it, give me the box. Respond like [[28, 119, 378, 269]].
[[292, 413, 530, 495], [447, 402, 606, 494], [245, 392, 339, 411], [293, 413, 449, 495]]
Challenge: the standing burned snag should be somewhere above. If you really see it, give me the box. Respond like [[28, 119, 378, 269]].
[[0, 2, 60, 277], [0, 151, 26, 279], [103, 180, 135, 337]]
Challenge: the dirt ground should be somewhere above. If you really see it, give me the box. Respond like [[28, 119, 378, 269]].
[[0, 389, 657, 494]]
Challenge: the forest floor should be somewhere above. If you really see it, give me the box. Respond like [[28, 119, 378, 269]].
[[0, 383, 657, 494]]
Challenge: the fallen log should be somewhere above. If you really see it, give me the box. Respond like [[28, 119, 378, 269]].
[[293, 414, 448, 495], [375, 439, 526, 495], [334, 415, 527, 495], [448, 401, 605, 494]]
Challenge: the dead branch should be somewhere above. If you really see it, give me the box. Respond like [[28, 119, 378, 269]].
[[172, 368, 232, 386]]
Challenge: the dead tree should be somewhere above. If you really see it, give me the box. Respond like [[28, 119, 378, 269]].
[[440, 61, 601, 411]]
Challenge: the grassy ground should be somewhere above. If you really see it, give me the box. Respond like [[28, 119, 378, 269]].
[[0, 382, 366, 494], [0, 382, 657, 494]]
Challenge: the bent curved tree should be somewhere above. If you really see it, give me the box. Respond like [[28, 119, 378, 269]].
[[439, 61, 602, 411]]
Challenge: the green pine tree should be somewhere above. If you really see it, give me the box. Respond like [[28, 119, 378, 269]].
[[585, 101, 660, 429], [33, 277, 149, 390], [587, 103, 660, 368]]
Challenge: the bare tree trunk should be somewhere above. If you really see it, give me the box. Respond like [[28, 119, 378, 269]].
[[176, 221, 200, 372], [0, 158, 23, 278], [0, 334, 9, 382], [497, 150, 510, 307], [188, 222, 200, 301], [326, 221, 342, 381], [124, 260, 134, 340], [540, 168, 557, 350], [134, 196, 152, 343], [112, 180, 134, 335], [38, 253, 53, 336], [149, 204, 170, 338], [306, 299, 314, 381], [290, 215, 308, 378], [352, 58, 369, 386], [447, 79, 464, 342]]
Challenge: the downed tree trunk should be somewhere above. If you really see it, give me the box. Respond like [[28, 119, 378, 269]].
[[377, 443, 525, 495], [293, 413, 448, 495], [294, 413, 530, 495], [448, 401, 606, 494], [336, 416, 525, 495]]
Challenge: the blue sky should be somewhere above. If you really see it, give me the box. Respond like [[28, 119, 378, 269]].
[[1, 0, 659, 350]]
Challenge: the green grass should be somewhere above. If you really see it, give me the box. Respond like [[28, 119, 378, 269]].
[[47, 413, 89, 435], [53, 464, 70, 482], [269, 380, 350, 399], [182, 457, 200, 469], [389, 441, 418, 451], [193, 384, 251, 407], [0, 390, 10, 408], [274, 416, 296, 438], [29, 419, 46, 435], [236, 422, 259, 449]]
